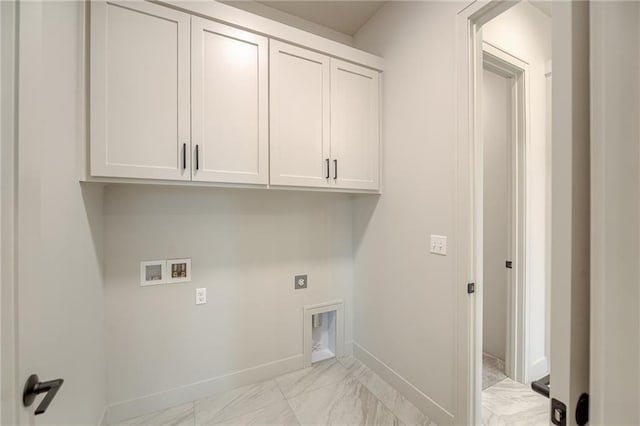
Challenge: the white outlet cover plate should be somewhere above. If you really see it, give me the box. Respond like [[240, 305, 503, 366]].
[[430, 235, 447, 256], [195, 288, 207, 305]]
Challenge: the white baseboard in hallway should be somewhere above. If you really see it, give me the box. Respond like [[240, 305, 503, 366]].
[[105, 354, 303, 425], [353, 342, 455, 426]]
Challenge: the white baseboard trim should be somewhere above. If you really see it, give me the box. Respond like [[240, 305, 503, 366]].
[[105, 354, 304, 425], [529, 356, 549, 382], [353, 342, 455, 426]]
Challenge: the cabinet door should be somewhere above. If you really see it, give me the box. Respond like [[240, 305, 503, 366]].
[[270, 40, 331, 188], [191, 18, 268, 184], [90, 1, 190, 180], [330, 59, 380, 191]]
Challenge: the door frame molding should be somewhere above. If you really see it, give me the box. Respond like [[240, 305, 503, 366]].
[[454, 1, 519, 423], [481, 41, 530, 385]]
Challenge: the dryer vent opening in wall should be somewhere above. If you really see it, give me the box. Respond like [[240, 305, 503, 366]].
[[303, 300, 344, 367], [312, 311, 337, 363]]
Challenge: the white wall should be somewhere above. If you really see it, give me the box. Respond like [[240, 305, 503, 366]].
[[352, 2, 463, 424], [483, 0, 551, 380], [482, 68, 511, 361], [221, 1, 354, 46], [103, 186, 354, 418], [15, 2, 106, 424]]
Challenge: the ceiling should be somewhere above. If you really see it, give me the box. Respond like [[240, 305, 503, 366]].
[[255, 1, 386, 36]]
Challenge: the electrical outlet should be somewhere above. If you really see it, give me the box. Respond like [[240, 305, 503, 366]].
[[195, 288, 207, 305], [430, 235, 447, 256], [294, 274, 308, 290]]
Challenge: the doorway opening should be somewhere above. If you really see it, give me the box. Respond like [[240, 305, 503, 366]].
[[481, 41, 528, 390], [455, 0, 552, 424]]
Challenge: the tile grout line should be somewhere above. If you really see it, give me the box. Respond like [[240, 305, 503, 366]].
[[277, 359, 351, 400], [305, 356, 406, 425], [273, 375, 303, 426], [351, 370, 406, 425], [346, 357, 432, 426], [194, 379, 282, 424]]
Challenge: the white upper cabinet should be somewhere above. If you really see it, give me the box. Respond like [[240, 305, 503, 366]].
[[89, 1, 382, 192], [330, 59, 380, 191], [90, 1, 190, 180], [269, 42, 381, 192], [191, 18, 268, 184], [269, 40, 331, 188]]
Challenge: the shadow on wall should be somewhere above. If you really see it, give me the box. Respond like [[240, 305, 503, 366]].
[[81, 182, 106, 281], [352, 194, 380, 252]]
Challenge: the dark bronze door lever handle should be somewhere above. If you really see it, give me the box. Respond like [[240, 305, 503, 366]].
[[23, 374, 64, 415]]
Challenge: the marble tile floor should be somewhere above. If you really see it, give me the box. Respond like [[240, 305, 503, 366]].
[[482, 353, 506, 390], [482, 378, 549, 426], [114, 357, 437, 426]]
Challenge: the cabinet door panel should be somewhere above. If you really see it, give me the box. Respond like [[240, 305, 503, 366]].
[[270, 40, 330, 187], [330, 59, 380, 191], [191, 18, 268, 184], [90, 1, 190, 180]]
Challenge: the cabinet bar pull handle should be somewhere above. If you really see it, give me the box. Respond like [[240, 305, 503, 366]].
[[326, 158, 330, 179], [182, 143, 187, 170], [196, 145, 200, 170], [333, 159, 338, 180]]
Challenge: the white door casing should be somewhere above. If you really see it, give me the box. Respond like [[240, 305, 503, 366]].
[[455, 1, 539, 424]]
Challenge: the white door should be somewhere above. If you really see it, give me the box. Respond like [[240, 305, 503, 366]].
[[330, 59, 380, 191], [7, 1, 109, 424], [191, 17, 268, 185], [549, 2, 590, 425], [269, 40, 331, 188], [590, 2, 640, 425], [90, 1, 190, 181]]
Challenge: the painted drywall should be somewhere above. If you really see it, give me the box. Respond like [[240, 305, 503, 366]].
[[104, 186, 354, 412], [352, 2, 463, 423], [15, 2, 106, 424], [483, 0, 551, 380], [482, 68, 511, 361], [221, 1, 355, 46]]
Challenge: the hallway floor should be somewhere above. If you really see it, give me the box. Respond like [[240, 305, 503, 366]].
[[482, 378, 549, 425], [481, 354, 549, 426], [115, 356, 437, 426]]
